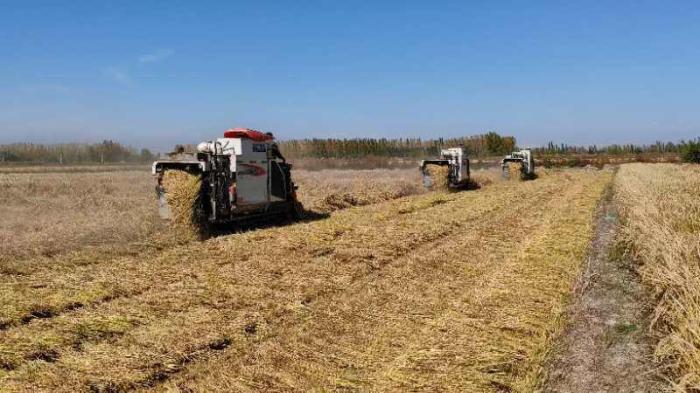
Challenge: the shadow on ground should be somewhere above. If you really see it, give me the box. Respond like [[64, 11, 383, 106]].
[[205, 208, 330, 238]]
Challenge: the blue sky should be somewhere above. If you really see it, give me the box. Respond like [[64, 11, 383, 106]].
[[1, 0, 699, 151]]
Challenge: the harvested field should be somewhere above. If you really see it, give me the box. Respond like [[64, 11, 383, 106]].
[[615, 163, 700, 391], [0, 168, 611, 392]]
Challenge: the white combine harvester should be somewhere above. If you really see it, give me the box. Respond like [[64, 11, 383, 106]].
[[501, 149, 536, 179], [152, 128, 302, 226], [419, 147, 471, 189]]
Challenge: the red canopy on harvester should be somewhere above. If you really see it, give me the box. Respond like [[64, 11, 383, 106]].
[[223, 128, 274, 141]]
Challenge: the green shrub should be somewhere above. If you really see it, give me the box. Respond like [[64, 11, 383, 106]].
[[681, 140, 700, 163]]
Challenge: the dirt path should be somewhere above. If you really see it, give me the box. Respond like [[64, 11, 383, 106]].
[[543, 183, 663, 393]]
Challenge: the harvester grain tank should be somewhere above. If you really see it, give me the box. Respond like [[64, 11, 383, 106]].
[[152, 128, 302, 226], [501, 149, 535, 179], [419, 147, 471, 189]]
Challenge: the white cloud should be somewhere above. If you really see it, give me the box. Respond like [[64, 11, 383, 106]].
[[102, 49, 172, 86], [138, 49, 174, 63], [103, 66, 133, 86]]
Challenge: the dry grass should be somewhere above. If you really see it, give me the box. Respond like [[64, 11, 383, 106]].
[[0, 170, 165, 264], [615, 163, 700, 391], [0, 167, 428, 264], [0, 167, 611, 392], [294, 168, 424, 213], [0, 165, 149, 174], [471, 167, 502, 188]]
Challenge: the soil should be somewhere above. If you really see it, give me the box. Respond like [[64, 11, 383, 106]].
[[543, 185, 665, 393]]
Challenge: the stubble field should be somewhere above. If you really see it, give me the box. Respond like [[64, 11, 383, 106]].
[[4, 164, 676, 392]]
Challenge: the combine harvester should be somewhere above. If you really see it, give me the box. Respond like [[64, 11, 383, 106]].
[[419, 147, 471, 190], [153, 128, 303, 230], [501, 149, 536, 180]]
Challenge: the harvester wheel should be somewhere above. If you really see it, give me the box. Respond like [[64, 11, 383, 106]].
[[192, 195, 211, 239]]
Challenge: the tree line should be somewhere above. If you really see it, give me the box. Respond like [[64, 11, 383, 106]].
[[535, 140, 687, 155], [279, 134, 699, 163], [278, 132, 517, 159], [1, 134, 697, 164], [0, 140, 155, 164], [534, 139, 700, 163]]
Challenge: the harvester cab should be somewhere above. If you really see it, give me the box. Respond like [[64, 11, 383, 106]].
[[152, 128, 302, 225], [501, 149, 535, 179], [419, 147, 471, 189]]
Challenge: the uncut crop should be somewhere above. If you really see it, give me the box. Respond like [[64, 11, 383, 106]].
[[0, 167, 424, 265], [615, 163, 700, 391], [0, 168, 610, 392], [0, 170, 163, 264], [293, 168, 424, 212]]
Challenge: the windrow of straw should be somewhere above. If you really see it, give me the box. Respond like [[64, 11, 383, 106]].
[[615, 163, 700, 391], [425, 164, 450, 191], [161, 170, 202, 240]]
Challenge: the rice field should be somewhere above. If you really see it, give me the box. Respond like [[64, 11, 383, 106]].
[[293, 168, 425, 213], [0, 167, 427, 265], [0, 169, 165, 264], [0, 166, 613, 392], [615, 164, 700, 391]]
